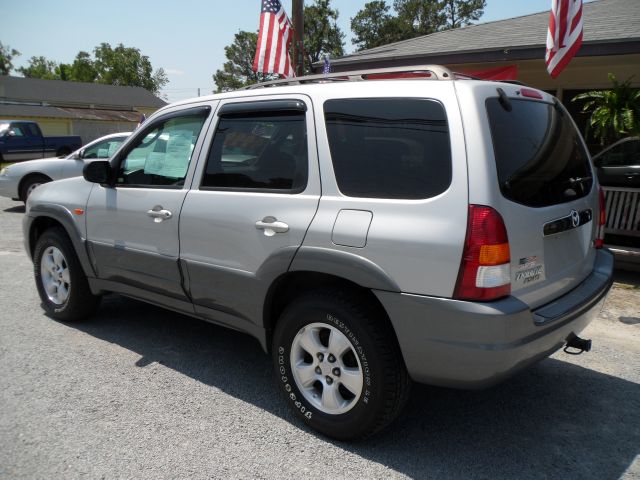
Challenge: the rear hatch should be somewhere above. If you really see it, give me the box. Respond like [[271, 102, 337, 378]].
[[484, 88, 598, 309]]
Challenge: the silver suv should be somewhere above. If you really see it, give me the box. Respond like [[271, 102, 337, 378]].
[[23, 66, 613, 440]]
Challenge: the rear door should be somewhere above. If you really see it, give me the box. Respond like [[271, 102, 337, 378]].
[[180, 96, 320, 327], [478, 87, 599, 308]]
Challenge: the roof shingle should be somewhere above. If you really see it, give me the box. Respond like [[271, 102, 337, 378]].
[[0, 75, 166, 109], [334, 0, 640, 65]]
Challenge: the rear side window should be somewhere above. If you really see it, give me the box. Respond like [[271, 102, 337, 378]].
[[487, 98, 592, 207], [324, 98, 451, 199]]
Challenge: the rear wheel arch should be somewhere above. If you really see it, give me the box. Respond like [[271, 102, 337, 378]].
[[263, 271, 401, 354]]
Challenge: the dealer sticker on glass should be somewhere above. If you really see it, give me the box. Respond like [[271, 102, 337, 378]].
[[515, 256, 545, 286]]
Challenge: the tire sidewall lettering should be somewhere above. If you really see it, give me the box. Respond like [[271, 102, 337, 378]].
[[276, 309, 374, 422]]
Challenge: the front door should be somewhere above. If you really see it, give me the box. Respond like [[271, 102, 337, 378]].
[[85, 106, 212, 305]]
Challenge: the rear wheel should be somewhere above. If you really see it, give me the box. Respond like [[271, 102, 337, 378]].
[[20, 174, 50, 202], [272, 289, 411, 440], [33, 227, 101, 321]]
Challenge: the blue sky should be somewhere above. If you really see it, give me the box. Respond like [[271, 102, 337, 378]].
[[4, 0, 555, 102]]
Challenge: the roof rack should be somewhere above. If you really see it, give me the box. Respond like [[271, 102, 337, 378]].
[[243, 65, 455, 90]]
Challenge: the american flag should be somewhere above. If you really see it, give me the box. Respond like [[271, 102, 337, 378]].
[[253, 0, 295, 78], [545, 0, 583, 78]]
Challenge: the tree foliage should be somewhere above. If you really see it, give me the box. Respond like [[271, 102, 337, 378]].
[[213, 0, 345, 91], [17, 56, 59, 80], [351, 1, 406, 51], [212, 31, 277, 93], [573, 74, 640, 146], [351, 0, 486, 51], [303, 0, 345, 72], [91, 43, 168, 94], [5, 42, 167, 94], [0, 42, 21, 76]]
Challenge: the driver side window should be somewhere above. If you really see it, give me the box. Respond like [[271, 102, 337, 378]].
[[116, 111, 208, 187]]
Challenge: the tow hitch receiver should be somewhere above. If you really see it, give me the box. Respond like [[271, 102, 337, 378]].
[[564, 334, 592, 355]]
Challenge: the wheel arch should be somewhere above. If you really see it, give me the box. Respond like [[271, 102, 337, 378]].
[[18, 172, 53, 201], [262, 270, 400, 354], [26, 207, 96, 279]]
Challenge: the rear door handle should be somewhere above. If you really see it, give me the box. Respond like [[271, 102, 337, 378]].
[[147, 206, 172, 223], [255, 216, 289, 236]]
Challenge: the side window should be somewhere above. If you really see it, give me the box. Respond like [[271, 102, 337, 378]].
[[116, 110, 208, 187], [83, 137, 126, 159], [10, 125, 25, 137], [201, 111, 307, 192], [600, 140, 639, 167], [27, 124, 39, 136], [324, 98, 451, 199]]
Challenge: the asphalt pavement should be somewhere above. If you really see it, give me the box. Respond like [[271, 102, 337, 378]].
[[0, 195, 638, 479]]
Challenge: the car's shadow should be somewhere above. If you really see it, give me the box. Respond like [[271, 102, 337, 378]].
[[3, 204, 25, 213], [67, 295, 640, 479]]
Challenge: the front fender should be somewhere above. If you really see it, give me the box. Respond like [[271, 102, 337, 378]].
[[24, 202, 95, 278]]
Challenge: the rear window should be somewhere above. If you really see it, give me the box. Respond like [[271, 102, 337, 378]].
[[324, 98, 451, 199], [487, 98, 592, 207]]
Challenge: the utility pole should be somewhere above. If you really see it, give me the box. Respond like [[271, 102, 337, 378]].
[[292, 0, 304, 76]]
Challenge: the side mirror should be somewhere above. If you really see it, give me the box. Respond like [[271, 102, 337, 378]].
[[83, 160, 111, 184], [70, 151, 82, 160]]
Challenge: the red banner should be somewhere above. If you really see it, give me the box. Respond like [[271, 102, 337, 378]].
[[458, 65, 518, 81]]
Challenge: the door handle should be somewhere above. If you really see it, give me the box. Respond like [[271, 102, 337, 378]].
[[255, 216, 289, 236], [147, 206, 172, 223]]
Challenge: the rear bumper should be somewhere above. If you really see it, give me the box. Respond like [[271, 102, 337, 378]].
[[375, 249, 614, 389]]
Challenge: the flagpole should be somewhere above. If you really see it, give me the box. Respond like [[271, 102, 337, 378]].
[[292, 0, 304, 76]]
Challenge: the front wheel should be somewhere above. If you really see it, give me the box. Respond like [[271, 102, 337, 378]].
[[272, 289, 411, 440], [33, 228, 101, 321]]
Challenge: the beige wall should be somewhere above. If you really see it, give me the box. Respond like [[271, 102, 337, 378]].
[[448, 53, 640, 99]]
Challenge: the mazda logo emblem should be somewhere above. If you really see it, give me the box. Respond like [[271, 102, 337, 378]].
[[571, 210, 580, 228]]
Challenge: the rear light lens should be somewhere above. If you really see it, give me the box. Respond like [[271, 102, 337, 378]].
[[595, 187, 606, 249], [454, 205, 511, 301]]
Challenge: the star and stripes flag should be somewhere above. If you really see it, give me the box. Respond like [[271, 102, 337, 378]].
[[545, 0, 584, 78], [253, 0, 295, 78]]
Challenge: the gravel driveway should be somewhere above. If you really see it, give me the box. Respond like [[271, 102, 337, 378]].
[[0, 195, 638, 479]]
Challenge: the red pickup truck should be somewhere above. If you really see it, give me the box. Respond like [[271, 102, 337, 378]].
[[0, 120, 82, 163]]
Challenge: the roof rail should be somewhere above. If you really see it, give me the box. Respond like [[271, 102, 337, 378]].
[[243, 65, 455, 90]]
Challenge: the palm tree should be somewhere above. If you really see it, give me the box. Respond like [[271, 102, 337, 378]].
[[572, 74, 640, 146]]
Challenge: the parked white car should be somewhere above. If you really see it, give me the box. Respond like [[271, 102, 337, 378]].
[[0, 132, 130, 202]]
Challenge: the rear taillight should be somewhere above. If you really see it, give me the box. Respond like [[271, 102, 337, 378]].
[[454, 205, 511, 301], [595, 187, 606, 249]]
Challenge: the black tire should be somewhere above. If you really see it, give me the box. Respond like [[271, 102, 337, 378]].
[[272, 289, 411, 440], [33, 227, 101, 322], [20, 174, 50, 202]]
